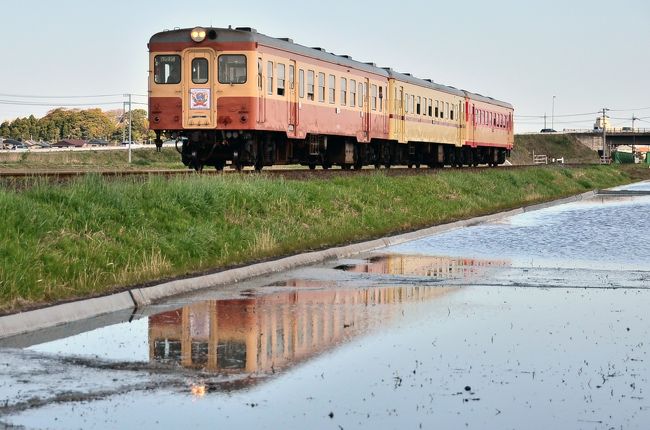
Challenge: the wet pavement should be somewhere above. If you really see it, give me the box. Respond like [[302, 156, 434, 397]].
[[1, 182, 650, 429]]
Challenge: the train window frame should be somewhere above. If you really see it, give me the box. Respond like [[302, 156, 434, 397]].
[[450, 106, 454, 121], [191, 58, 209, 84], [379, 86, 383, 112], [358, 82, 364, 108], [307, 70, 315, 101], [289, 65, 295, 90], [328, 74, 336, 104], [318, 72, 325, 103], [428, 98, 433, 116], [371, 84, 377, 111], [299, 69, 305, 98], [277, 63, 286, 96], [416, 96, 421, 115], [218, 54, 247, 85], [154, 55, 181, 85], [350, 79, 356, 107], [257, 58, 263, 89], [267, 61, 273, 95], [340, 77, 347, 106]]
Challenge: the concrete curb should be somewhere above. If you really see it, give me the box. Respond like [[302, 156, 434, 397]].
[[0, 190, 598, 339]]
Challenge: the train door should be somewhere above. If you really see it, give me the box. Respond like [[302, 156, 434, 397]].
[[257, 57, 265, 123], [288, 61, 298, 135], [182, 49, 215, 129], [363, 79, 370, 141], [399, 86, 405, 142], [470, 104, 476, 144]]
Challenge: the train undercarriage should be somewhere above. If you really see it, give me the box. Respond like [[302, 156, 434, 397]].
[[158, 130, 508, 172]]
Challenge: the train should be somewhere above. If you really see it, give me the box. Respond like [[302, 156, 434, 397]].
[[148, 26, 514, 171]]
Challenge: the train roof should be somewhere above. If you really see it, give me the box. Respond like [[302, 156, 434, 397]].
[[149, 27, 513, 110]]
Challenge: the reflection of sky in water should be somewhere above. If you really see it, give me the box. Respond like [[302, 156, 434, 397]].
[[27, 317, 149, 362], [390, 187, 650, 271]]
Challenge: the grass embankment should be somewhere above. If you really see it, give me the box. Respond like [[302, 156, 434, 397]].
[[0, 165, 646, 314], [510, 134, 600, 165], [0, 147, 182, 170]]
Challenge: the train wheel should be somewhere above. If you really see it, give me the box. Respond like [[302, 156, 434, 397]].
[[233, 162, 243, 172], [407, 163, 413, 169], [309, 163, 316, 170], [215, 162, 224, 172]]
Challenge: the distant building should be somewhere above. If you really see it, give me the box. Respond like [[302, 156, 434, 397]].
[[53, 139, 87, 148]]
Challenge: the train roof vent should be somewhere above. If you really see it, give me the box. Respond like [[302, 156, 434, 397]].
[[235, 27, 257, 33], [382, 67, 393, 71], [424, 79, 433, 83], [403, 73, 412, 76], [277, 37, 294, 43], [448, 85, 456, 89], [339, 54, 352, 59], [312, 47, 326, 52], [365, 62, 377, 66]]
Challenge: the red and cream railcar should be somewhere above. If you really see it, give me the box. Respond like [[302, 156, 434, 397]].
[[148, 26, 513, 170]]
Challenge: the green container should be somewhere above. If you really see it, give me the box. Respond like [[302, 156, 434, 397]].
[[646, 152, 650, 165], [613, 151, 635, 164]]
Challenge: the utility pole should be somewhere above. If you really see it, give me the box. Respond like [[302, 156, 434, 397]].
[[602, 107, 609, 163], [632, 114, 638, 160], [551, 96, 556, 131], [122, 102, 127, 144], [124, 93, 133, 164]]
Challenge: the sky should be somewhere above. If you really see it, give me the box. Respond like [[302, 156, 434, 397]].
[[0, 0, 648, 132]]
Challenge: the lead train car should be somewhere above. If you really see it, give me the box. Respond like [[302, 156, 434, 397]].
[[148, 26, 514, 171]]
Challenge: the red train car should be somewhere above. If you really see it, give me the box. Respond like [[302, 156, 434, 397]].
[[148, 26, 513, 170]]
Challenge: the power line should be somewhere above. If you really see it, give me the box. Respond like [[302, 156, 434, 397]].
[[0, 100, 128, 107], [0, 93, 147, 99]]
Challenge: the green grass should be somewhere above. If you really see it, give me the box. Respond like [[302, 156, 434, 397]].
[[510, 134, 600, 165], [0, 165, 644, 313], [0, 147, 182, 170]]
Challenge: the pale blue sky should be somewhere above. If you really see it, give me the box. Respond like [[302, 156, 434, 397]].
[[1, 0, 648, 132]]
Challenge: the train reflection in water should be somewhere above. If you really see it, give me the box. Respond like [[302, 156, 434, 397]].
[[149, 254, 510, 376], [337, 254, 510, 279]]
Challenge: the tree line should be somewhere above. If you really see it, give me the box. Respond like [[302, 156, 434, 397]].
[[0, 108, 154, 143]]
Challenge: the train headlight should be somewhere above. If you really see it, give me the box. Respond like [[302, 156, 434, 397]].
[[191, 27, 206, 42]]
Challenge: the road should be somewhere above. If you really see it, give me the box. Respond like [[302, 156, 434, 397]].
[[1, 181, 650, 429]]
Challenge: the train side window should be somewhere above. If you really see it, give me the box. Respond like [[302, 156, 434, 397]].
[[450, 105, 454, 121], [371, 85, 377, 111], [446, 102, 450, 120], [435, 101, 439, 118], [257, 58, 263, 89], [428, 99, 433, 116], [289, 65, 295, 90], [318, 72, 325, 102], [307, 70, 315, 100], [423, 98, 427, 116], [218, 54, 247, 84], [299, 69, 305, 98], [350, 79, 356, 107], [328, 74, 336, 104], [277, 63, 285, 96], [358, 82, 364, 108], [379, 86, 383, 112], [411, 95, 415, 115], [404, 93, 409, 113], [191, 58, 208, 84], [416, 96, 421, 115], [154, 55, 181, 84], [340, 77, 347, 106], [267, 61, 273, 95]]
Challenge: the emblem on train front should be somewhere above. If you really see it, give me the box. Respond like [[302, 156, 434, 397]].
[[190, 88, 210, 110]]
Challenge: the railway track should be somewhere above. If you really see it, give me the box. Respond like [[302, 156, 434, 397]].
[[0, 163, 587, 183]]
